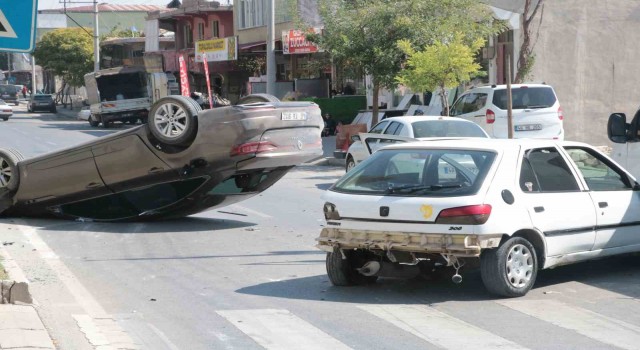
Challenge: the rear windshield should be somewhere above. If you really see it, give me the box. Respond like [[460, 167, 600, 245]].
[[492, 87, 557, 110], [34, 95, 52, 100], [332, 148, 496, 197], [411, 120, 488, 138], [0, 85, 18, 94]]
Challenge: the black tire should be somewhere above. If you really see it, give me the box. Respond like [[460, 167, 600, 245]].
[[481, 236, 538, 297], [345, 156, 356, 172], [326, 247, 378, 286], [0, 148, 21, 192], [148, 96, 198, 146], [102, 118, 111, 128], [236, 93, 280, 105], [2, 117, 7, 121], [89, 114, 100, 127]]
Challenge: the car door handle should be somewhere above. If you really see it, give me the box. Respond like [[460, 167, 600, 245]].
[[598, 202, 608, 208], [149, 167, 164, 174], [86, 182, 102, 189], [534, 206, 545, 213]]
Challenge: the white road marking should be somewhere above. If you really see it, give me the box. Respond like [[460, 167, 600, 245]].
[[359, 304, 528, 350], [147, 322, 181, 350], [216, 309, 351, 350], [229, 204, 272, 218], [498, 299, 640, 350]]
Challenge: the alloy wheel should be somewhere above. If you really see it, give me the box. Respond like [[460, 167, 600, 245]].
[[154, 102, 188, 139], [0, 156, 12, 188]]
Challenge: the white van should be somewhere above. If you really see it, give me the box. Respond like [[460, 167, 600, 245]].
[[449, 83, 564, 140]]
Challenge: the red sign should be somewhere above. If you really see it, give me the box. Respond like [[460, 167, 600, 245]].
[[178, 55, 190, 97], [282, 29, 321, 55], [202, 54, 213, 109]]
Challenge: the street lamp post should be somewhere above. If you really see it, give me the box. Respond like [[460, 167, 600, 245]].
[[266, 0, 276, 95]]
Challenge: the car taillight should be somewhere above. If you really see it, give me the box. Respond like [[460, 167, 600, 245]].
[[558, 107, 564, 121], [435, 204, 492, 225], [486, 109, 495, 124], [230, 141, 277, 156]]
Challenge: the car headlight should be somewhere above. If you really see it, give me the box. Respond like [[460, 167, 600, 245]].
[[323, 202, 341, 220]]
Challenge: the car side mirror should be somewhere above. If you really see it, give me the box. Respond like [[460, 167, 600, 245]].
[[608, 113, 628, 143], [351, 135, 361, 142]]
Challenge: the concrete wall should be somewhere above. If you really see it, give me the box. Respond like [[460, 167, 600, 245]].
[[530, 0, 640, 145]]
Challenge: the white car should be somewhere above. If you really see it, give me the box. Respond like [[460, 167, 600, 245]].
[[449, 83, 564, 140], [0, 99, 13, 121], [316, 138, 640, 297], [345, 116, 489, 171]]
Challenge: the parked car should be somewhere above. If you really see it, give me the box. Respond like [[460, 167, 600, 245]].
[[449, 83, 564, 140], [27, 94, 56, 113], [0, 99, 13, 121], [0, 85, 20, 106], [316, 138, 640, 297], [345, 116, 489, 171], [0, 94, 323, 221]]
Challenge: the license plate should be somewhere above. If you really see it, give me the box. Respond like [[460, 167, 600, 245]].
[[515, 124, 542, 131], [281, 111, 307, 121]]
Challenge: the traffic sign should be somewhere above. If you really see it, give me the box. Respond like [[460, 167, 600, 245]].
[[0, 0, 38, 53]]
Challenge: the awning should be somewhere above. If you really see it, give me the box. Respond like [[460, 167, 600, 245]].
[[239, 41, 266, 50]]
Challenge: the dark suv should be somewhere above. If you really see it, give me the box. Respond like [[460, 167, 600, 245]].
[[0, 85, 20, 106], [28, 94, 56, 113]]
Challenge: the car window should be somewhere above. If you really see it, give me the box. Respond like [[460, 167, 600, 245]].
[[369, 121, 389, 134], [411, 120, 488, 138], [394, 124, 406, 136], [564, 147, 631, 191], [462, 93, 487, 114], [384, 122, 401, 135], [521, 147, 579, 192], [449, 95, 467, 116], [332, 149, 496, 197], [493, 87, 557, 110]]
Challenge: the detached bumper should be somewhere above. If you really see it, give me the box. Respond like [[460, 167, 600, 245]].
[[316, 228, 502, 257]]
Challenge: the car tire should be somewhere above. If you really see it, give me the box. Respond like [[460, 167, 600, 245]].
[[236, 93, 280, 105], [2, 117, 7, 121], [345, 156, 356, 172], [480, 236, 538, 297], [148, 96, 198, 147], [89, 115, 100, 127], [102, 116, 111, 128], [0, 148, 21, 193], [326, 247, 378, 286]]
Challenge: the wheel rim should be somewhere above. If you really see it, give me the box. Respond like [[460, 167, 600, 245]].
[[0, 156, 12, 188], [346, 160, 355, 171], [154, 102, 188, 139], [505, 243, 534, 288]]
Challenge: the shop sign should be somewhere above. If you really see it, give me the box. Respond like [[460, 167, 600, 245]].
[[282, 28, 321, 55], [195, 36, 238, 63]]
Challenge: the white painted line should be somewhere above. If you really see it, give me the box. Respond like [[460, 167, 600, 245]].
[[147, 322, 181, 350], [216, 309, 351, 350], [359, 304, 528, 350], [229, 204, 272, 218], [498, 299, 640, 350]]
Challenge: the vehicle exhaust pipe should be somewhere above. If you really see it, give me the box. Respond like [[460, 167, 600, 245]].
[[452, 273, 463, 284], [358, 261, 420, 279]]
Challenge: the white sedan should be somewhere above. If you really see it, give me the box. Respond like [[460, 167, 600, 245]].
[[317, 138, 640, 297], [0, 99, 13, 121], [345, 116, 489, 171]]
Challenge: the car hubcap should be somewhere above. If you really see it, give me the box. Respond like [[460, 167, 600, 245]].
[[505, 243, 533, 288], [0, 157, 11, 188], [347, 160, 355, 171], [154, 102, 188, 139]]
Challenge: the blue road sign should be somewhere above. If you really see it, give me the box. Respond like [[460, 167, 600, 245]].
[[0, 0, 38, 53]]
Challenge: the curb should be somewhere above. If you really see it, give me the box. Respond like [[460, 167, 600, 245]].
[[304, 156, 345, 167], [0, 246, 32, 305]]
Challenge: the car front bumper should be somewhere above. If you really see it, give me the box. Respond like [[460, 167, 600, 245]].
[[316, 228, 503, 257]]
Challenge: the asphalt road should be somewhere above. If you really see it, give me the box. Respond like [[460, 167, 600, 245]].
[[2, 104, 640, 350]]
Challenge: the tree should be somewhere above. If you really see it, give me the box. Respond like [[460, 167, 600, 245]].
[[310, 0, 502, 124], [514, 0, 545, 83], [34, 28, 93, 87], [396, 34, 486, 116]]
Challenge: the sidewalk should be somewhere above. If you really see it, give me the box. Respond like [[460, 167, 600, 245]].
[[0, 305, 56, 349]]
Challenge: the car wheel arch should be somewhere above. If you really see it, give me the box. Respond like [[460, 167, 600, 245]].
[[504, 228, 547, 269]]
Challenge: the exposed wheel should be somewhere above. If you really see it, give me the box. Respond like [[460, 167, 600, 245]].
[[0, 149, 20, 192], [345, 156, 356, 172], [148, 96, 198, 146], [236, 93, 280, 105], [89, 114, 100, 127], [101, 116, 111, 128], [481, 236, 538, 297], [326, 247, 378, 286]]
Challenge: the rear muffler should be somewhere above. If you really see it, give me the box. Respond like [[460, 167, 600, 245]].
[[358, 261, 420, 279]]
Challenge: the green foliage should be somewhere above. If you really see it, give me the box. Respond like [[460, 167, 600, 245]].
[[236, 55, 266, 77], [34, 28, 94, 87], [101, 26, 141, 41]]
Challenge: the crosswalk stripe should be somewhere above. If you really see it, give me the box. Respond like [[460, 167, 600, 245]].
[[216, 309, 351, 350], [498, 299, 640, 350], [359, 304, 529, 350]]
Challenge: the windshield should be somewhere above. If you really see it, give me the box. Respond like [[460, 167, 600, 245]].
[[332, 148, 496, 196], [411, 120, 488, 138], [492, 87, 557, 109]]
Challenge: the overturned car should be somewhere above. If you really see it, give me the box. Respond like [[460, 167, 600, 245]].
[[0, 94, 323, 221]]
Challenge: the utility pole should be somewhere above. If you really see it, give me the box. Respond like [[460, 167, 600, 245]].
[[31, 55, 37, 95], [93, 0, 100, 72], [7, 53, 11, 81], [266, 0, 276, 95], [506, 54, 513, 139]]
